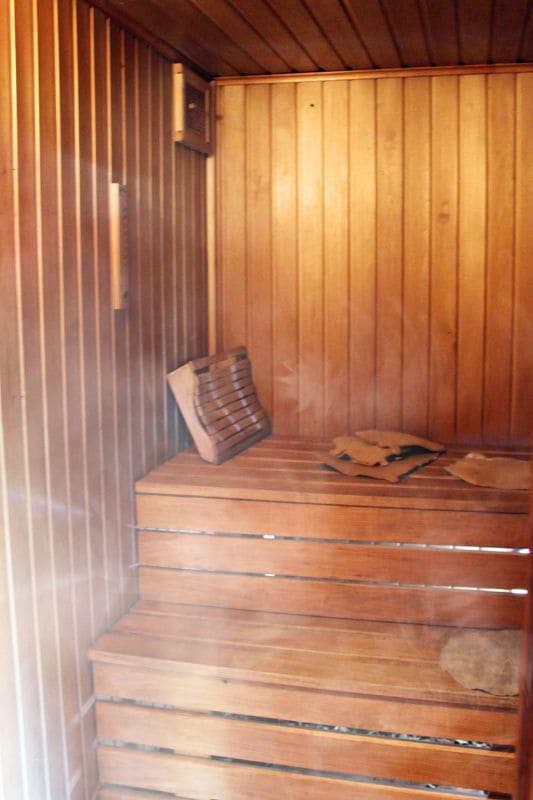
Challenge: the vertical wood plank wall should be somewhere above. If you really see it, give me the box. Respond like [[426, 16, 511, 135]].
[[215, 70, 533, 445], [0, 1, 207, 798]]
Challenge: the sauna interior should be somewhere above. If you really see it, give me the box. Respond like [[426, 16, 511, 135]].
[[0, 0, 532, 798]]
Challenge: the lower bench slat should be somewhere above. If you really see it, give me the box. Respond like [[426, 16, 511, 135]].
[[98, 747, 488, 800], [96, 702, 515, 793], [97, 746, 510, 799], [98, 747, 494, 800], [138, 567, 524, 628], [135, 494, 529, 547], [93, 661, 517, 745], [138, 531, 528, 590]]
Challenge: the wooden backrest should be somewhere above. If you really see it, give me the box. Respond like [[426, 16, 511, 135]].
[[167, 347, 270, 464]]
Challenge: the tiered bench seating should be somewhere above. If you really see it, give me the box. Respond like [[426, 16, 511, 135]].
[[90, 437, 530, 799]]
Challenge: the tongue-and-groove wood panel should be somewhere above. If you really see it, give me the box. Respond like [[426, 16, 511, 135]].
[[0, 1, 207, 798], [215, 69, 533, 446]]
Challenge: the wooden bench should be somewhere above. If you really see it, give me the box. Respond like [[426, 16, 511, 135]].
[[90, 437, 530, 799]]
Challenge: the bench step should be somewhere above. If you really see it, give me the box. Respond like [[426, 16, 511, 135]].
[[90, 601, 518, 797], [97, 747, 508, 800]]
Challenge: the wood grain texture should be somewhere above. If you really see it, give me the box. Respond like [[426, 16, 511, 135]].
[[516, 463, 533, 796], [138, 530, 528, 590], [138, 567, 524, 628], [95, 701, 515, 792], [94, 655, 518, 744], [97, 746, 487, 800], [135, 438, 530, 514], [136, 493, 530, 547], [96, 1, 531, 77], [0, 1, 207, 798], [215, 70, 532, 445]]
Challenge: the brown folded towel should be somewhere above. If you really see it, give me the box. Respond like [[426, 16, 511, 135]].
[[330, 435, 393, 466], [356, 429, 445, 454], [445, 453, 529, 490], [323, 450, 441, 483]]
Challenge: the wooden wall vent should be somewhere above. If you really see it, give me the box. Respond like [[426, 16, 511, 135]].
[[173, 63, 211, 154], [167, 347, 271, 463]]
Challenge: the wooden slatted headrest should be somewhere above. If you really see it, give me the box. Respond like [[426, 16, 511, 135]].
[[167, 347, 271, 464]]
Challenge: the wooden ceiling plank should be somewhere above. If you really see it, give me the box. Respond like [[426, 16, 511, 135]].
[[264, 0, 345, 71], [380, 0, 431, 67], [225, 0, 318, 72], [518, 0, 533, 62], [416, 0, 460, 66], [102, 0, 236, 74], [490, 0, 529, 62], [341, 0, 401, 68], [457, 0, 492, 64], [151, 0, 266, 74], [186, 0, 292, 73], [302, 0, 373, 69]]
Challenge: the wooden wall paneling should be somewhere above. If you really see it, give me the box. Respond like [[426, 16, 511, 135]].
[[15, 0, 64, 795], [323, 80, 349, 437], [173, 135, 186, 444], [77, 1, 107, 637], [511, 72, 533, 443], [0, 0, 31, 794], [271, 83, 299, 434], [375, 77, 403, 431], [217, 84, 247, 350], [161, 57, 175, 457], [40, 0, 90, 793], [189, 149, 201, 359], [57, 2, 95, 785], [183, 149, 194, 365], [402, 76, 431, 436], [194, 146, 209, 361], [456, 74, 486, 443], [429, 75, 459, 443], [245, 84, 273, 415], [348, 78, 376, 431], [124, 33, 144, 478], [0, 0, 209, 796], [184, 150, 195, 364], [297, 81, 324, 436], [483, 73, 515, 445], [215, 69, 531, 444], [108, 20, 135, 609], [94, 7, 122, 626], [151, 53, 165, 466], [139, 43, 156, 473], [516, 466, 533, 797]]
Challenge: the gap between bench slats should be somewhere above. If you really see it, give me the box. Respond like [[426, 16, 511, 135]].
[[97, 747, 488, 800], [95, 702, 515, 793]]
